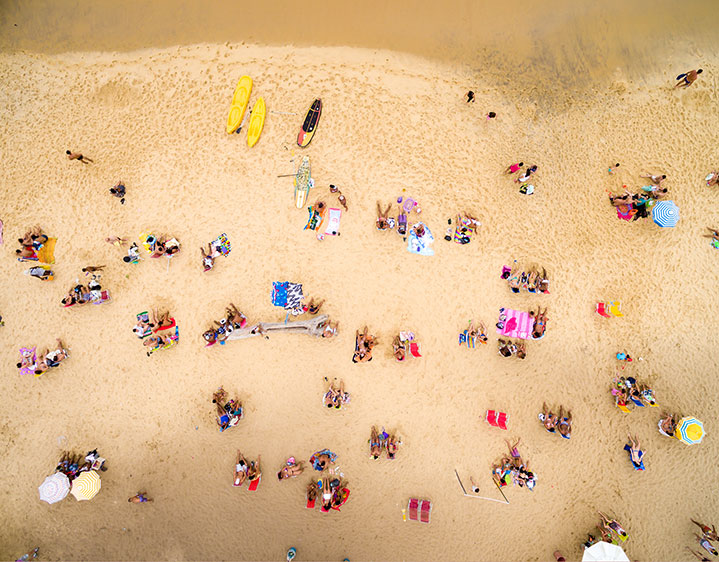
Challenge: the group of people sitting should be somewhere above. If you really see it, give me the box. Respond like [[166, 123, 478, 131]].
[[376, 197, 421, 236], [213, 387, 243, 431], [202, 303, 247, 346], [443, 213, 481, 245], [55, 449, 107, 481], [689, 519, 719, 559], [61, 275, 109, 306], [17, 339, 69, 377], [492, 438, 536, 490], [142, 233, 181, 259], [323, 378, 350, 409], [306, 476, 351, 513], [458, 321, 488, 348], [503, 265, 550, 294], [392, 331, 421, 361], [133, 310, 178, 355], [369, 426, 401, 460], [583, 511, 629, 548], [612, 375, 657, 412], [498, 339, 526, 359], [15, 227, 49, 260], [353, 326, 377, 363], [608, 173, 669, 221], [233, 450, 261, 487], [538, 402, 572, 439]]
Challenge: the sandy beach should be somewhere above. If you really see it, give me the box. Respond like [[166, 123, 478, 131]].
[[2, 2, 719, 560]]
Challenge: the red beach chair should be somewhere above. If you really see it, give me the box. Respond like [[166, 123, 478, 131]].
[[409, 342, 422, 358], [596, 302, 611, 318], [420, 500, 432, 523], [486, 410, 509, 430], [408, 498, 419, 521], [408, 498, 432, 523]]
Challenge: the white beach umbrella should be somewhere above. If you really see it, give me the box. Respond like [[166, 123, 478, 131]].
[[582, 541, 629, 562], [38, 472, 70, 504]]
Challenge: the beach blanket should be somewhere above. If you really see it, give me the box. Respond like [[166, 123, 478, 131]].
[[37, 238, 57, 264], [454, 217, 478, 245], [304, 207, 325, 231], [210, 233, 231, 257], [407, 223, 434, 256], [18, 346, 37, 376], [324, 208, 341, 236], [496, 309, 533, 340], [271, 282, 303, 309], [310, 449, 337, 471]]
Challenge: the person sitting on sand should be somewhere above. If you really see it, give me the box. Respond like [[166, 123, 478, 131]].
[[304, 297, 324, 315], [320, 320, 339, 339], [109, 181, 126, 204], [393, 334, 406, 362], [323, 378, 350, 409], [152, 310, 174, 331], [557, 406, 572, 439], [706, 172, 719, 187], [224, 303, 247, 331], [369, 426, 383, 459], [106, 236, 129, 246], [497, 339, 516, 358], [386, 433, 400, 459], [278, 458, 304, 480], [516, 165, 538, 183], [200, 244, 215, 272], [658, 413, 678, 437], [128, 492, 152, 503], [42, 339, 69, 369], [531, 307, 548, 339], [539, 402, 558, 433], [376, 202, 393, 231], [624, 433, 645, 470], [515, 341, 527, 359]]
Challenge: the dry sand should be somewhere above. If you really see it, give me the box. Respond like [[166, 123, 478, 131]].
[[1, 4, 719, 561]]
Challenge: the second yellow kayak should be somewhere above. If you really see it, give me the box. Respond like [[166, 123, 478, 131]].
[[247, 97, 266, 147], [226, 75, 252, 134]]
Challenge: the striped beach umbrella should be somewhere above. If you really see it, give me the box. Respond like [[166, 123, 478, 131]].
[[70, 471, 102, 501], [675, 417, 704, 445], [38, 472, 70, 504], [652, 200, 680, 227]]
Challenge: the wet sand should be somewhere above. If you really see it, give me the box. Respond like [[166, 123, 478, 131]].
[[1, 2, 719, 561]]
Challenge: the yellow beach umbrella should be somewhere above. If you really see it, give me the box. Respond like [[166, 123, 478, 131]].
[[675, 417, 704, 445], [70, 471, 101, 501]]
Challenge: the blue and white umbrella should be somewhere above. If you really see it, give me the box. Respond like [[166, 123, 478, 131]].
[[652, 200, 680, 227]]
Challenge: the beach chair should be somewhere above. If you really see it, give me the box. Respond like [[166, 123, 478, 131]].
[[486, 410, 509, 430], [248, 476, 261, 491], [407, 498, 432, 523], [596, 302, 611, 318], [609, 301, 624, 317], [409, 342, 422, 358]]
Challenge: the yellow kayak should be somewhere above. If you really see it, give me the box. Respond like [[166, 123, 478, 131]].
[[226, 76, 253, 134], [247, 97, 266, 147]]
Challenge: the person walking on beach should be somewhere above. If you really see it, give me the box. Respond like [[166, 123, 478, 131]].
[[466, 90, 475, 103], [675, 69, 702, 88], [66, 150, 93, 164]]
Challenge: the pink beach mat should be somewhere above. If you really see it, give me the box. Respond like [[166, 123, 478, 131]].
[[496, 309, 533, 340]]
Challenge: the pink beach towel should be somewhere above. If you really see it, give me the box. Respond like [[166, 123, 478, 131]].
[[496, 309, 533, 340]]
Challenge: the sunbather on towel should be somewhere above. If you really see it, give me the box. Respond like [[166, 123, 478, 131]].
[[200, 244, 215, 271], [143, 333, 171, 350], [152, 310, 174, 331], [304, 297, 324, 315], [307, 480, 319, 503], [247, 455, 261, 481], [624, 433, 645, 470], [539, 402, 558, 433], [376, 202, 392, 231], [203, 329, 217, 345], [278, 458, 304, 480], [234, 450, 249, 487], [321, 320, 339, 339], [386, 434, 400, 459], [530, 306, 548, 339], [225, 303, 247, 329], [497, 339, 516, 358], [557, 406, 572, 439], [393, 335, 406, 361], [515, 341, 526, 359]]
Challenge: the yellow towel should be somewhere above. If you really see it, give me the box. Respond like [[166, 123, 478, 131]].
[[37, 237, 57, 264]]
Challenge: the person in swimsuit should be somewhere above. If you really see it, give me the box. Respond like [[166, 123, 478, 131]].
[[43, 340, 69, 368], [66, 150, 93, 163], [531, 307, 548, 339], [686, 547, 711, 561], [109, 181, 126, 204], [321, 320, 339, 339], [516, 165, 538, 183], [598, 512, 628, 540], [505, 438, 523, 467], [152, 310, 174, 331], [321, 477, 333, 510], [624, 433, 645, 470], [370, 426, 383, 459], [703, 227, 719, 241], [540, 403, 558, 433], [695, 534, 719, 556], [640, 173, 666, 186], [557, 406, 572, 438], [305, 297, 324, 315], [692, 520, 719, 541], [473, 321, 488, 344], [393, 334, 406, 361], [386, 434, 399, 459], [515, 341, 527, 359], [675, 69, 702, 88], [128, 492, 153, 503], [376, 202, 392, 231], [658, 413, 678, 437], [397, 205, 407, 236], [277, 459, 304, 480], [247, 455, 261, 482], [200, 244, 215, 271]]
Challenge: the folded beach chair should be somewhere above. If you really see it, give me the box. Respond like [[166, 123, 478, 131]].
[[486, 410, 509, 430], [609, 301, 624, 317], [247, 476, 261, 491], [596, 302, 611, 318], [407, 498, 432, 523], [409, 342, 422, 358], [324, 208, 341, 236]]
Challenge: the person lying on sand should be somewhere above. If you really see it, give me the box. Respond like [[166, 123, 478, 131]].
[[516, 165, 538, 183], [106, 236, 129, 246], [370, 426, 383, 459], [321, 320, 339, 338], [386, 433, 400, 459], [675, 69, 702, 88], [624, 433, 645, 470], [234, 450, 250, 486], [702, 227, 719, 241], [393, 334, 406, 361], [66, 150, 93, 163], [530, 307, 548, 339], [695, 534, 719, 557], [143, 334, 170, 349], [304, 297, 324, 315], [200, 244, 215, 271], [151, 310, 174, 331], [225, 303, 247, 329], [323, 378, 350, 409], [557, 406, 572, 439], [128, 492, 152, 503], [685, 546, 712, 562], [692, 519, 719, 542], [641, 173, 666, 186], [707, 172, 719, 187], [278, 458, 304, 480], [598, 511, 628, 540], [42, 339, 68, 369], [540, 402, 558, 433], [497, 339, 517, 358], [515, 341, 526, 359], [376, 202, 392, 231]]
